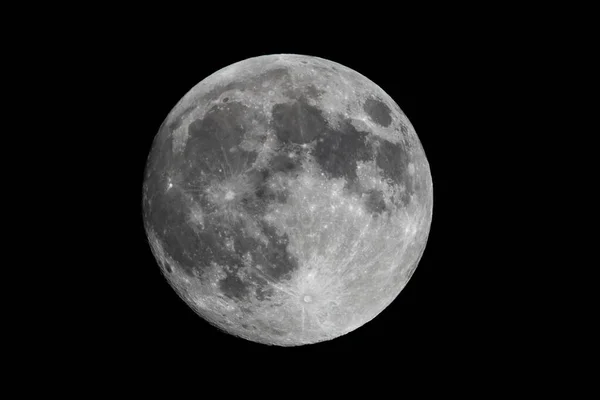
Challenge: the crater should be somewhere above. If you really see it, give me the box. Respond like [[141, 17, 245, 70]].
[[363, 97, 392, 127]]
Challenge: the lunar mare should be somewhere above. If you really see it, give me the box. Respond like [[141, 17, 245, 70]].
[[143, 54, 433, 346]]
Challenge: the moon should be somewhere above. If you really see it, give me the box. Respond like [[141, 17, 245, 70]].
[[142, 54, 433, 346]]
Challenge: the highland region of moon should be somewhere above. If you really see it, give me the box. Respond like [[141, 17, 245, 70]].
[[142, 54, 433, 346]]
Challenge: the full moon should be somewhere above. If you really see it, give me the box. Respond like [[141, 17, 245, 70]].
[[142, 54, 433, 346]]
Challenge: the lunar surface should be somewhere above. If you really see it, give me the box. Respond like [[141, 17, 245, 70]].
[[142, 54, 433, 346]]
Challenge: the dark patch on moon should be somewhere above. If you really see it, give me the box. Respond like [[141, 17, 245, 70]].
[[254, 184, 288, 205], [215, 220, 298, 299], [146, 142, 301, 301], [146, 186, 231, 279], [271, 100, 328, 144], [193, 223, 239, 269], [269, 154, 300, 174], [304, 85, 324, 99], [146, 187, 204, 273], [184, 101, 258, 178], [363, 97, 392, 127], [245, 168, 269, 187], [374, 138, 414, 205], [151, 194, 300, 301], [239, 190, 269, 215], [364, 189, 387, 215], [239, 164, 292, 214], [313, 118, 372, 185], [219, 273, 249, 300], [160, 222, 204, 272]]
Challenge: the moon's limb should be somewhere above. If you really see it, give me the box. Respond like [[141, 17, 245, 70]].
[[143, 54, 433, 346]]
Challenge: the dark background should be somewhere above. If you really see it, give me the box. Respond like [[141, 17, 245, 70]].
[[7, 5, 554, 387], [78, 24, 502, 370]]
